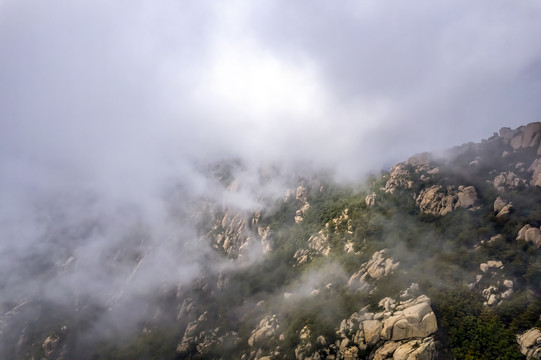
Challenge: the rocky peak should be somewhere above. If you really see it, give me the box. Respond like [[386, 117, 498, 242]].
[[500, 122, 541, 153]]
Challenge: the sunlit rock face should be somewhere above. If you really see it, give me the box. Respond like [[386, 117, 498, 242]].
[[384, 164, 415, 194], [347, 249, 399, 291], [517, 224, 541, 248], [331, 294, 438, 360], [416, 185, 478, 215], [517, 328, 541, 359], [494, 196, 513, 219], [493, 171, 528, 191]]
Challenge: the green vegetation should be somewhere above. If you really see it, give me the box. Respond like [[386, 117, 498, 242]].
[[13, 137, 541, 360]]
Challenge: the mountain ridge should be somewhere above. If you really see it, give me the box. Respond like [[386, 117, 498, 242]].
[[3, 122, 541, 359]]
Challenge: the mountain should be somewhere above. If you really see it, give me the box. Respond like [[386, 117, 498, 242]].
[[3, 123, 541, 360]]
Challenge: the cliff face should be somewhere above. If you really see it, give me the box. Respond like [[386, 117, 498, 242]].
[[3, 123, 541, 359]]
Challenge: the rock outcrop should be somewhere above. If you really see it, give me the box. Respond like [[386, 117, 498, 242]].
[[210, 209, 250, 257], [517, 328, 541, 359], [348, 249, 399, 291], [494, 197, 513, 219], [366, 193, 377, 207], [41, 326, 68, 360], [380, 297, 438, 341], [373, 337, 437, 360], [248, 315, 280, 347], [517, 225, 541, 248], [528, 159, 541, 187], [500, 122, 541, 152], [493, 171, 528, 191], [295, 184, 310, 223], [307, 229, 331, 256], [384, 164, 414, 193], [332, 295, 437, 360], [258, 226, 274, 254], [416, 185, 478, 215]]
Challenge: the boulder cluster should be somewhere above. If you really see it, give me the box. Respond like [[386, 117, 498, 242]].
[[517, 328, 541, 359], [348, 249, 399, 291], [294, 295, 438, 360], [416, 185, 478, 216]]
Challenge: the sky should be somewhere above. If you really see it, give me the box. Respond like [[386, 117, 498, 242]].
[[1, 0, 541, 341], [2, 0, 541, 193]]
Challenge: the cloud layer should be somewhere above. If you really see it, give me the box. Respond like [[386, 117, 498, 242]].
[[2, 1, 541, 189], [1, 1, 541, 344]]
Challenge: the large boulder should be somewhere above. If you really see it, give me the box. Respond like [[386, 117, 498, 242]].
[[416, 185, 478, 216], [248, 315, 280, 347], [528, 159, 541, 187], [372, 341, 402, 360], [212, 209, 250, 258], [392, 337, 437, 360], [381, 302, 437, 341], [307, 229, 331, 256], [455, 185, 478, 208], [520, 123, 541, 149], [366, 193, 377, 206], [517, 225, 541, 248], [493, 171, 527, 191], [517, 328, 541, 359], [494, 197, 513, 219], [384, 164, 414, 193], [363, 320, 382, 346], [503, 122, 541, 150], [348, 250, 399, 290]]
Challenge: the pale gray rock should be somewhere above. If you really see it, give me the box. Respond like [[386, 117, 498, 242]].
[[496, 204, 513, 219], [211, 209, 250, 258], [177, 312, 208, 353], [296, 184, 308, 202], [248, 315, 279, 347], [295, 201, 310, 224], [41, 327, 68, 360], [480, 263, 489, 273], [405, 152, 431, 167], [308, 229, 331, 256], [372, 341, 402, 360], [517, 328, 541, 359], [330, 296, 437, 360], [392, 337, 437, 360], [499, 126, 515, 143], [494, 197, 509, 213], [521, 122, 541, 149], [328, 208, 353, 234], [416, 185, 478, 215], [348, 250, 399, 290], [494, 171, 527, 191], [381, 301, 437, 341], [517, 225, 541, 248], [258, 226, 274, 254], [511, 132, 524, 150], [480, 260, 503, 273], [366, 193, 377, 206], [384, 164, 414, 193], [455, 185, 477, 209], [528, 158, 541, 187], [487, 260, 503, 268], [489, 234, 505, 243], [363, 320, 382, 345], [293, 249, 311, 266]]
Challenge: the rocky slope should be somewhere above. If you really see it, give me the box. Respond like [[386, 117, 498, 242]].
[[3, 123, 541, 359]]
